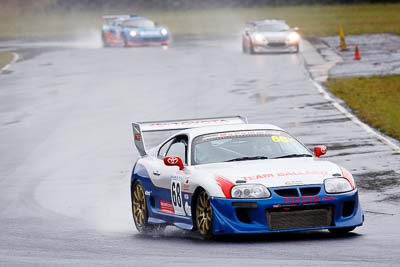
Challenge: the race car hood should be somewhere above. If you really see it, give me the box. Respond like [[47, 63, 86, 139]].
[[193, 158, 342, 188]]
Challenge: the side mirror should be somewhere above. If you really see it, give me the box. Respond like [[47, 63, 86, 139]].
[[314, 145, 327, 158], [163, 156, 184, 170]]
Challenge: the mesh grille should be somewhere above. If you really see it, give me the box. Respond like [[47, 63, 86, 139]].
[[266, 206, 333, 231], [268, 42, 286, 47]]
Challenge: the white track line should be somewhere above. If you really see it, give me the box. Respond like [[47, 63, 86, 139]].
[[311, 79, 400, 153], [1, 52, 19, 73]]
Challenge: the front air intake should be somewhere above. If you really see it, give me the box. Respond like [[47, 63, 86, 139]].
[[299, 187, 321, 196], [274, 188, 299, 197], [342, 201, 355, 217], [266, 205, 333, 230]]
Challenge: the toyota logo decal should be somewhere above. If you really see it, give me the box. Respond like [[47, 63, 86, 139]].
[[167, 157, 178, 164]]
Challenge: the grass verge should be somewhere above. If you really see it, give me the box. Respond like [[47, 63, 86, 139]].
[[0, 51, 14, 70], [0, 3, 400, 38], [326, 75, 400, 140]]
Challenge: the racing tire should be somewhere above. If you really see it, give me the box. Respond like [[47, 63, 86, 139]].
[[328, 227, 356, 235], [195, 190, 213, 239], [101, 32, 109, 48], [294, 44, 300, 53], [122, 34, 129, 47], [242, 39, 248, 54], [249, 43, 255, 55], [131, 181, 166, 234]]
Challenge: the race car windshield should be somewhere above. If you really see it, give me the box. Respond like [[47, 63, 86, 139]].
[[256, 24, 289, 32], [191, 130, 311, 165], [122, 19, 155, 28]]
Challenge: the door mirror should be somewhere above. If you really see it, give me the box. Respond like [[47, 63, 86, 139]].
[[163, 156, 184, 170], [314, 145, 327, 158]]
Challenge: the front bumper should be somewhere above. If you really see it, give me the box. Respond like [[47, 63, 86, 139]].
[[210, 186, 364, 235], [126, 36, 169, 46], [252, 41, 298, 52]]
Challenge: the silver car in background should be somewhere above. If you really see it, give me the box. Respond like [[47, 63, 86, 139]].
[[242, 20, 300, 54]]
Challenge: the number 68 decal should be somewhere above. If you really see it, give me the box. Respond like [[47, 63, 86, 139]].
[[171, 180, 185, 215]]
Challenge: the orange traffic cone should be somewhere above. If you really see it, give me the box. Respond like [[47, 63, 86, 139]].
[[354, 45, 361, 60]]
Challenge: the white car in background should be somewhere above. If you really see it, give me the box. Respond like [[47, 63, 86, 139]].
[[242, 19, 300, 54]]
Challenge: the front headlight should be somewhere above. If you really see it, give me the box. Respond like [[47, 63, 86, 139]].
[[324, 178, 353, 194], [160, 28, 168, 36], [130, 31, 137, 37], [231, 184, 270, 198], [287, 32, 300, 43], [253, 33, 264, 43]]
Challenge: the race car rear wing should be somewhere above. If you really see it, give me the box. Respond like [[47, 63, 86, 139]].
[[101, 14, 137, 24], [132, 116, 247, 156], [246, 19, 286, 26]]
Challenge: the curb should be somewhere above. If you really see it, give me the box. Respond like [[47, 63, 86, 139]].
[[311, 80, 400, 153], [300, 40, 400, 153], [1, 52, 19, 73]]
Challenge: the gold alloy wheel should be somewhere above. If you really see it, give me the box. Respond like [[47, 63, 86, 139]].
[[132, 183, 147, 227], [196, 191, 212, 237]]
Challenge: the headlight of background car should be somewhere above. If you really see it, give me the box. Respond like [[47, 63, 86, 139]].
[[130, 30, 137, 37], [324, 178, 353, 194], [287, 32, 300, 43], [253, 33, 265, 43], [160, 28, 168, 36], [231, 184, 270, 198]]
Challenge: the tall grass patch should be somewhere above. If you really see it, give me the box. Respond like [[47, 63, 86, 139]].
[[0, 51, 13, 69], [326, 75, 400, 140]]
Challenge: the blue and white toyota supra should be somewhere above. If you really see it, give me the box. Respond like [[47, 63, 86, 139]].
[[130, 116, 364, 238]]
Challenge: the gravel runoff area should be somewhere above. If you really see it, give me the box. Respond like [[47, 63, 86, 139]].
[[305, 34, 400, 80]]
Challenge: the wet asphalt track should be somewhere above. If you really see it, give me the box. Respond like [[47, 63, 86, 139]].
[[1, 35, 400, 266]]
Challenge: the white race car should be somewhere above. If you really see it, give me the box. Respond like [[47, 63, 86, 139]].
[[242, 19, 300, 54], [130, 116, 364, 238]]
